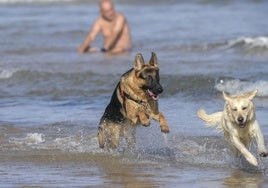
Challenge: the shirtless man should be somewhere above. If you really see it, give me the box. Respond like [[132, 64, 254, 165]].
[[77, 0, 132, 54]]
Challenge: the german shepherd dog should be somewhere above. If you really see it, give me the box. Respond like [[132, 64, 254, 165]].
[[98, 52, 170, 150], [197, 90, 268, 166]]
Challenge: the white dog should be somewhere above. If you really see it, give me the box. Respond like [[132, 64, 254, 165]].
[[197, 90, 268, 166]]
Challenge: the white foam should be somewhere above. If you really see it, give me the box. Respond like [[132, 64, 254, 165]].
[[228, 36, 268, 49], [215, 79, 268, 97], [9, 132, 45, 145], [0, 68, 17, 79], [26, 133, 45, 144], [53, 135, 100, 153]]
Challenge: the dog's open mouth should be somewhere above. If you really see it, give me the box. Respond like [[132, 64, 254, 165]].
[[238, 122, 246, 128], [146, 89, 159, 100]]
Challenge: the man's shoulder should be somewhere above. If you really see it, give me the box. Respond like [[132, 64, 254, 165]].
[[115, 12, 125, 19], [115, 12, 127, 24], [96, 16, 103, 23], [92, 16, 102, 27]]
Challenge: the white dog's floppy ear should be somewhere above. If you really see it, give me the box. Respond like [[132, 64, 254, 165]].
[[245, 89, 258, 100], [149, 52, 158, 68], [134, 53, 145, 71], [223, 91, 231, 102]]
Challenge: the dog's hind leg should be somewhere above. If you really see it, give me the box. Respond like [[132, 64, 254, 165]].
[[105, 123, 120, 149], [98, 120, 120, 150], [125, 125, 136, 150], [98, 125, 105, 149], [252, 121, 268, 157]]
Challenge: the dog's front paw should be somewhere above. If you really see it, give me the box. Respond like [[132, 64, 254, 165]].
[[142, 122, 150, 127], [246, 155, 258, 166], [260, 151, 268, 157], [141, 119, 150, 127], [161, 125, 170, 133], [137, 112, 150, 127]]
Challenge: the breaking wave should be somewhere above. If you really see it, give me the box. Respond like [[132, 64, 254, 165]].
[[228, 36, 268, 50], [0, 68, 17, 80], [163, 36, 268, 56], [215, 77, 268, 97], [210, 36, 268, 54]]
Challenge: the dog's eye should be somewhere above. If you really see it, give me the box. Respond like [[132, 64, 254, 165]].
[[242, 106, 247, 110], [232, 108, 237, 111], [139, 73, 145, 79], [146, 76, 153, 83]]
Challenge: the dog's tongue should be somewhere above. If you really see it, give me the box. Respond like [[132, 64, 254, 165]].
[[146, 89, 158, 100]]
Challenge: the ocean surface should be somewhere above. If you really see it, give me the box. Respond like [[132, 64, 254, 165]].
[[1, 0, 268, 187]]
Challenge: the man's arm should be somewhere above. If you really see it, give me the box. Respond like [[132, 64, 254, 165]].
[[77, 20, 101, 53], [103, 14, 125, 51]]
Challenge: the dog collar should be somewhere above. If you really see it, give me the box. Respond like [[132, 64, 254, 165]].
[[119, 85, 144, 105]]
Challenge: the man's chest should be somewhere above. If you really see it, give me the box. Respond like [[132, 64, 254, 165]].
[[101, 22, 115, 37]]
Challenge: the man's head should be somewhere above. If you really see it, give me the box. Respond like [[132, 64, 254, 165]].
[[100, 0, 115, 21]]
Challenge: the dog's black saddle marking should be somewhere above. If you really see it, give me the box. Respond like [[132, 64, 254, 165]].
[[101, 83, 125, 124]]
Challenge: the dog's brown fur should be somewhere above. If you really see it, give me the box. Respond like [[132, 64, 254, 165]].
[[197, 90, 268, 166], [98, 52, 169, 150]]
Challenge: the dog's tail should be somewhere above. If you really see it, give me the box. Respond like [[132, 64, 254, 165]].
[[197, 109, 223, 130]]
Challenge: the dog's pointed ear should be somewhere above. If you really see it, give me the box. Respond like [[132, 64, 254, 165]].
[[149, 52, 158, 67], [245, 89, 258, 100], [134, 53, 145, 71], [223, 91, 231, 102]]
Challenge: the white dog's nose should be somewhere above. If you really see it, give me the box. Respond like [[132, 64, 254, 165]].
[[238, 116, 244, 123]]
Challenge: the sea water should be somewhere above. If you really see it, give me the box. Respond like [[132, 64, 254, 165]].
[[1, 0, 268, 187]]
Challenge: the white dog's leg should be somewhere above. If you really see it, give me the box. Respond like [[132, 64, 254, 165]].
[[253, 121, 268, 156], [231, 136, 258, 166]]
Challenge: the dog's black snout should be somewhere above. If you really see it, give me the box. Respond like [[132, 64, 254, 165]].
[[157, 86, 163, 94], [238, 117, 244, 123]]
